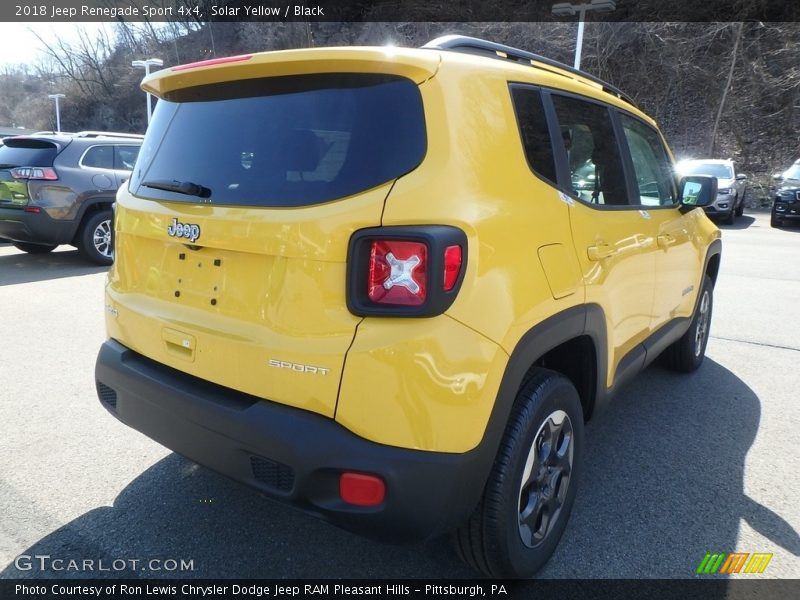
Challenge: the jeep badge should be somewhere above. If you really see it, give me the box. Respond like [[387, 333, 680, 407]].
[[167, 218, 201, 243]]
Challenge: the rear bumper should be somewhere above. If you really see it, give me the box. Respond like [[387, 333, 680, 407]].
[[95, 339, 489, 542], [0, 207, 74, 245]]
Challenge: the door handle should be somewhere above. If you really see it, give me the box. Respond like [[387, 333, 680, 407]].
[[587, 244, 616, 261], [657, 234, 676, 249]]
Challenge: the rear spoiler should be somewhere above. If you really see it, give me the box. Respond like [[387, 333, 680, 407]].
[[142, 47, 440, 98]]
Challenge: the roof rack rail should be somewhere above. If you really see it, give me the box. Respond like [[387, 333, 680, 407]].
[[73, 131, 145, 139], [422, 35, 637, 109]]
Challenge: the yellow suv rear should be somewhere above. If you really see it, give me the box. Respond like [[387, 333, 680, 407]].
[[95, 36, 721, 578]]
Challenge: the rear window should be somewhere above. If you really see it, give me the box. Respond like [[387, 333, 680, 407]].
[[131, 74, 426, 207], [510, 85, 557, 184], [0, 139, 59, 168]]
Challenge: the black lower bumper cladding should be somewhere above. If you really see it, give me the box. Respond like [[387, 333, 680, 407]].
[[94, 339, 489, 542]]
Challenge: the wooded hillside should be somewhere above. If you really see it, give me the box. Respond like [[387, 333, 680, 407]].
[[1, 21, 797, 200]]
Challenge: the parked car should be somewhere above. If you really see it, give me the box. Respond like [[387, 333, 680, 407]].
[[0, 131, 142, 264], [771, 159, 800, 228], [94, 36, 721, 578], [677, 158, 747, 224]]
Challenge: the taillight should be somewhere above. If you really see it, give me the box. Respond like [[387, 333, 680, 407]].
[[443, 245, 462, 291], [10, 167, 58, 180], [347, 226, 467, 317], [368, 240, 428, 306]]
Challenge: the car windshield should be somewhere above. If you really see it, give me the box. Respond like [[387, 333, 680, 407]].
[[682, 162, 733, 179], [131, 73, 426, 208], [783, 163, 800, 180]]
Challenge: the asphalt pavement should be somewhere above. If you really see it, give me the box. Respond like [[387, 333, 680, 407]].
[[0, 211, 797, 579]]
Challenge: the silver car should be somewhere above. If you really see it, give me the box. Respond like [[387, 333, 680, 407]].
[[678, 159, 747, 224]]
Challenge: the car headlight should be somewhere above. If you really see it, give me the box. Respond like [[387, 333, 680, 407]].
[[718, 188, 731, 195]]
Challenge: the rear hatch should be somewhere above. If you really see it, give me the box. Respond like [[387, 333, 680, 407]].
[[0, 138, 61, 207], [108, 49, 436, 418]]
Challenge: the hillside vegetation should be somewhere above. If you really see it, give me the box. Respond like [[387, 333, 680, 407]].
[[1, 21, 797, 202]]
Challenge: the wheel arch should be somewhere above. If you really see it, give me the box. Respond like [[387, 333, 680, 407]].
[[704, 238, 722, 287], [70, 197, 114, 245], [477, 305, 608, 472]]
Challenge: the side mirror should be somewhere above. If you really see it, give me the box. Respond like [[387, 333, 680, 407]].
[[679, 175, 717, 209], [772, 173, 784, 181], [736, 173, 747, 181]]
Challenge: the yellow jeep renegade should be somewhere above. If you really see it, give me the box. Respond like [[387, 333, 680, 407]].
[[95, 36, 721, 578]]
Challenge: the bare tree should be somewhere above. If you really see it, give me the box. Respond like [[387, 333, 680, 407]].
[[709, 23, 744, 156]]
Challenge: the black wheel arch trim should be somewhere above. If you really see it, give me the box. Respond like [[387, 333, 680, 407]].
[[703, 238, 722, 288], [71, 196, 114, 242], [462, 304, 608, 517]]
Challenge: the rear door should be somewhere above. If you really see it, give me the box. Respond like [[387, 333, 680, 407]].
[[79, 144, 118, 192], [547, 92, 660, 382], [108, 73, 427, 418]]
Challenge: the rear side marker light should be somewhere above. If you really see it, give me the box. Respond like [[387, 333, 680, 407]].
[[339, 472, 385, 507], [23, 207, 41, 213], [10, 167, 58, 180], [368, 240, 427, 306], [443, 245, 462, 291]]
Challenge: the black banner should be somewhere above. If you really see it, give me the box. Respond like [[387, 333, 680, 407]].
[[1, 0, 799, 23], [2, 579, 800, 600]]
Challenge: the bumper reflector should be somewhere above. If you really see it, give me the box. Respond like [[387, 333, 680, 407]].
[[340, 472, 385, 506]]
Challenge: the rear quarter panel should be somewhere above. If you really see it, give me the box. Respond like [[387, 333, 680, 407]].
[[337, 56, 588, 452]]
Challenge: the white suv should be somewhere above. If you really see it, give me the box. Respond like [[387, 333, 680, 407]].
[[678, 159, 747, 224]]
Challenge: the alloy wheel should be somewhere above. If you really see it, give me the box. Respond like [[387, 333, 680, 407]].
[[694, 289, 711, 357], [518, 409, 574, 548], [93, 219, 112, 258]]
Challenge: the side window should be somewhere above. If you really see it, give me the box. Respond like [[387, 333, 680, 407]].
[[115, 145, 141, 171], [81, 145, 114, 170], [510, 86, 557, 184], [619, 114, 677, 206], [551, 94, 629, 206]]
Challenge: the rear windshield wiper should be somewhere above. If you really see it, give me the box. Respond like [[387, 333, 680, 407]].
[[141, 179, 211, 198]]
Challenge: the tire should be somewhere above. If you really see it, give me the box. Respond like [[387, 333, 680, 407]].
[[721, 206, 735, 225], [770, 214, 782, 228], [77, 209, 113, 266], [13, 242, 57, 254], [734, 194, 744, 217], [662, 275, 713, 373], [453, 369, 583, 578]]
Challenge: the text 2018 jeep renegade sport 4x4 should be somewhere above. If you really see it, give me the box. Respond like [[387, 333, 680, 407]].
[[95, 36, 721, 578]]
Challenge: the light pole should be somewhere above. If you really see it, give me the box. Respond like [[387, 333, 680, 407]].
[[47, 93, 65, 133], [552, 0, 616, 70], [131, 58, 164, 124]]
